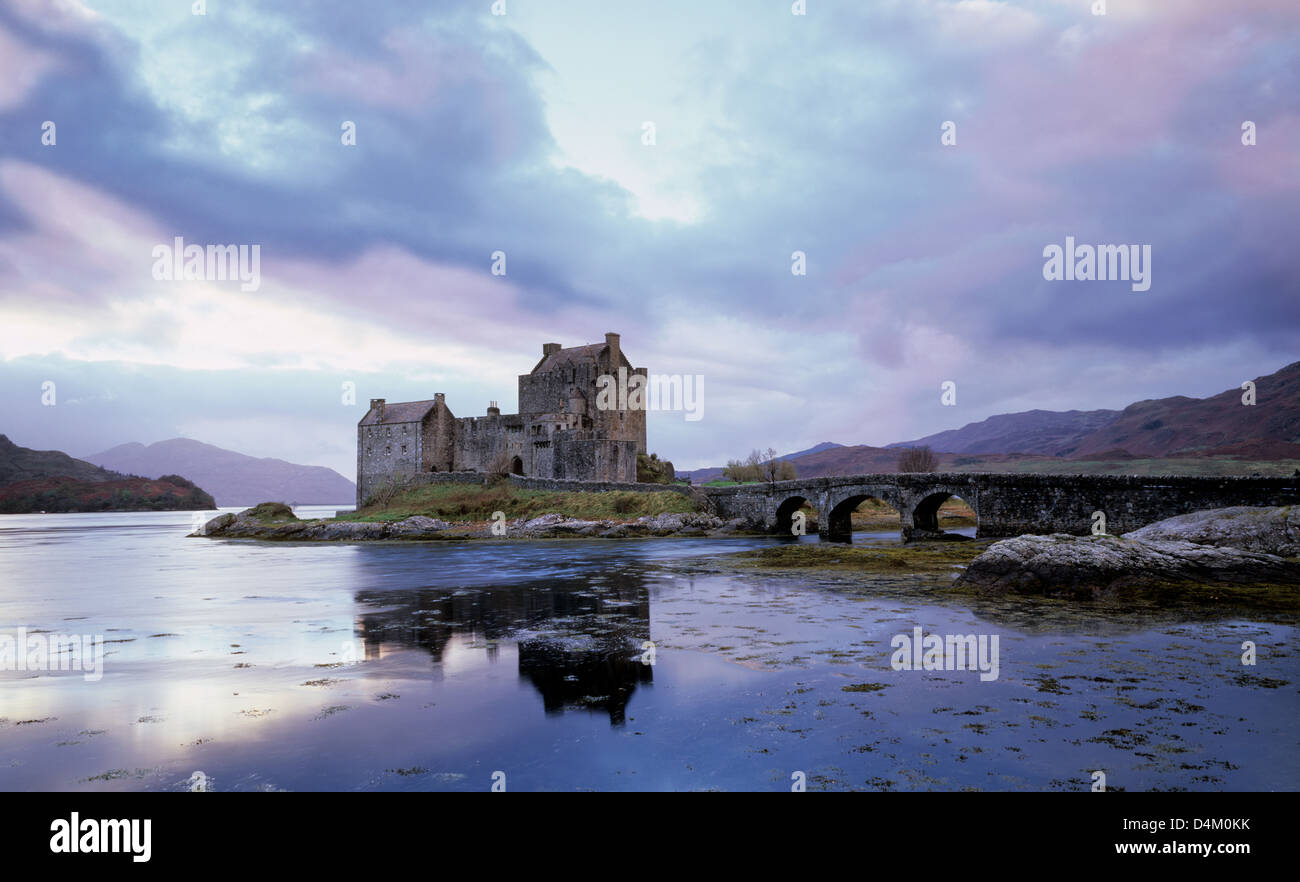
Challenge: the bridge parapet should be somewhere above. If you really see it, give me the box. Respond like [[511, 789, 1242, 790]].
[[699, 473, 1299, 542]]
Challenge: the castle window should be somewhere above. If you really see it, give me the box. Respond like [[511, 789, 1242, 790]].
[[385, 446, 391, 455], [401, 444, 407, 454]]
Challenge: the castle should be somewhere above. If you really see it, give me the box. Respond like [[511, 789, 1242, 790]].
[[356, 333, 646, 505]]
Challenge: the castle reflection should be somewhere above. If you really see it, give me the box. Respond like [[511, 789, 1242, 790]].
[[354, 571, 653, 725]]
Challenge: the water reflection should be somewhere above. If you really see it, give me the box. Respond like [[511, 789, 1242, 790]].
[[355, 572, 653, 725]]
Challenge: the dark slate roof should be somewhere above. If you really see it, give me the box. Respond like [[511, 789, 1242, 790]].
[[534, 343, 604, 374], [533, 342, 635, 375], [358, 399, 438, 426]]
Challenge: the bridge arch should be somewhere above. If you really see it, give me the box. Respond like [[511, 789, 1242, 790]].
[[905, 489, 977, 540], [774, 495, 811, 536], [823, 486, 901, 543]]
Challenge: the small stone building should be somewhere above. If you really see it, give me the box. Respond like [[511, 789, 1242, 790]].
[[356, 333, 647, 504]]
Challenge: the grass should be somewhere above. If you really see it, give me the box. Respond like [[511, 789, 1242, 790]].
[[339, 482, 701, 523], [243, 502, 297, 522]]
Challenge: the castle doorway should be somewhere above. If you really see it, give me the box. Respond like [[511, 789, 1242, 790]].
[[510, 456, 524, 476]]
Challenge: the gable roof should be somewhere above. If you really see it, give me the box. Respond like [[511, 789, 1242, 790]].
[[358, 399, 439, 426], [534, 343, 604, 374], [532, 342, 633, 375]]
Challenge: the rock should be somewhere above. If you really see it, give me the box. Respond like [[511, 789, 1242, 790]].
[[388, 515, 452, 537], [512, 514, 614, 537], [297, 521, 386, 541], [635, 512, 726, 533], [706, 518, 747, 536], [1123, 505, 1299, 558], [520, 513, 568, 532], [200, 513, 236, 535], [955, 532, 1300, 598]]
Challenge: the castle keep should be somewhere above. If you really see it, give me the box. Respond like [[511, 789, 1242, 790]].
[[357, 333, 646, 505]]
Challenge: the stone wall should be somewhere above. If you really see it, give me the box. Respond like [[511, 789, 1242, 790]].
[[357, 418, 426, 506], [508, 475, 696, 497], [974, 474, 1300, 538]]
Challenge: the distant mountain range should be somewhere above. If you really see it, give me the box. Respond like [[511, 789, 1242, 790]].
[[892, 360, 1300, 459], [84, 439, 355, 506], [680, 359, 1300, 481], [886, 409, 1120, 456]]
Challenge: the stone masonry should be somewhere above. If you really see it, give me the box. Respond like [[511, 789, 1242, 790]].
[[702, 473, 1300, 542], [357, 334, 646, 505]]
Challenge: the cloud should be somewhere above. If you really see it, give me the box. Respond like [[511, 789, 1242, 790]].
[[0, 0, 1297, 472]]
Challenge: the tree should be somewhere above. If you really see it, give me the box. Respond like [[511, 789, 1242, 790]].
[[897, 445, 939, 473], [722, 448, 795, 483]]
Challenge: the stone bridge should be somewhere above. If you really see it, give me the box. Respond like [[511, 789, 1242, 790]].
[[700, 473, 1299, 542]]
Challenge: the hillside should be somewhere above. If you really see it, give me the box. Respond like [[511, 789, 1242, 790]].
[[1066, 360, 1300, 458], [85, 438, 356, 506], [888, 409, 1119, 456], [885, 361, 1299, 459], [0, 434, 123, 484], [0, 435, 216, 513], [0, 475, 216, 513]]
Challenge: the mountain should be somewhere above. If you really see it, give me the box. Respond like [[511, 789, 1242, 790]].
[[783, 442, 845, 459], [0, 434, 124, 484], [84, 439, 356, 506], [1062, 361, 1300, 458], [889, 360, 1300, 459], [0, 435, 215, 512], [888, 409, 1120, 456], [678, 359, 1300, 483]]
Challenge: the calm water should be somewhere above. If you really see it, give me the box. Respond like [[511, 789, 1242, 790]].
[[0, 510, 1296, 792]]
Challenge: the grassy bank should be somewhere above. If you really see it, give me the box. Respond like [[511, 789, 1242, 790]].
[[339, 481, 701, 523]]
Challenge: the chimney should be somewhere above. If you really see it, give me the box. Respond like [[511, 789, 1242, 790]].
[[370, 398, 386, 419], [487, 400, 500, 416], [543, 342, 561, 359], [605, 332, 621, 368], [434, 393, 445, 405]]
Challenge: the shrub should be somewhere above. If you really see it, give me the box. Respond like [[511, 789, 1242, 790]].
[[637, 452, 676, 484], [897, 446, 939, 473]]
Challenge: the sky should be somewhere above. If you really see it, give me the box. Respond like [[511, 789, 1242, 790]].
[[1, 0, 1297, 478]]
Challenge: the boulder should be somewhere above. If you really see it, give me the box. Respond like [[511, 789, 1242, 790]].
[[955, 532, 1300, 598], [1123, 505, 1299, 558], [388, 515, 452, 537], [635, 512, 726, 534]]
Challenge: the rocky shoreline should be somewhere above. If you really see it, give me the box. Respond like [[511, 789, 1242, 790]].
[[198, 505, 749, 541], [955, 506, 1300, 599], [199, 502, 1299, 605]]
